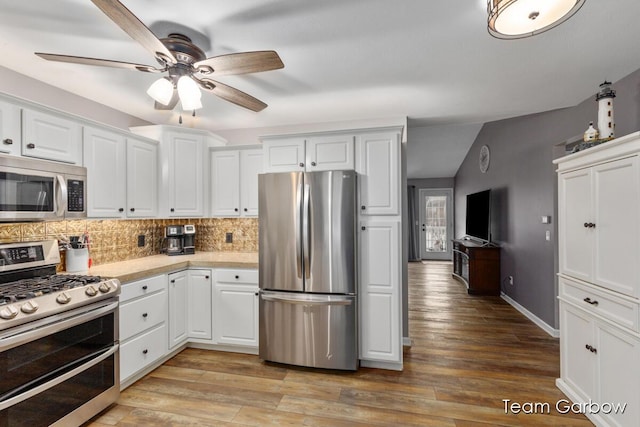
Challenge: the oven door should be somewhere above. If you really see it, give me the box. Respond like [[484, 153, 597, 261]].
[[0, 299, 119, 427]]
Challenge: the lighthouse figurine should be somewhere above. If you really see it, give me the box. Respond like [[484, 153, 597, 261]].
[[596, 81, 616, 140]]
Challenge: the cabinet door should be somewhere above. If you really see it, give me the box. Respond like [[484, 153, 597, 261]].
[[210, 150, 241, 216], [356, 131, 400, 215], [560, 303, 596, 402], [263, 137, 306, 172], [168, 271, 188, 348], [596, 321, 640, 427], [126, 137, 158, 217], [306, 134, 355, 171], [22, 108, 82, 164], [592, 157, 640, 297], [0, 99, 20, 156], [558, 168, 593, 283], [214, 283, 259, 347], [83, 126, 126, 217], [240, 149, 263, 216], [359, 220, 401, 362], [167, 132, 204, 216], [188, 270, 212, 340]]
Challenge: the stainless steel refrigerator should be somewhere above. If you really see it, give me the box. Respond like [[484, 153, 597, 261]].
[[258, 170, 357, 370]]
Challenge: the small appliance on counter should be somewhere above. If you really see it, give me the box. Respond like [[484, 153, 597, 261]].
[[163, 225, 196, 255]]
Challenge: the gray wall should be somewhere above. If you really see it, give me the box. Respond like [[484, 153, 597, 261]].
[[454, 67, 640, 329]]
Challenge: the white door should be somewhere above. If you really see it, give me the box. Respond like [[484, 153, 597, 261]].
[[419, 189, 453, 261], [210, 150, 241, 216], [126, 138, 158, 218]]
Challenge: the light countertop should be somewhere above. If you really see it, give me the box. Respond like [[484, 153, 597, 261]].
[[87, 252, 258, 283]]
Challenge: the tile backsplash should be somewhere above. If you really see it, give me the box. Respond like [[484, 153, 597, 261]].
[[0, 218, 258, 269]]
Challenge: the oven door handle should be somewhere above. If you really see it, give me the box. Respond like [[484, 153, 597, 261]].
[[0, 343, 118, 410], [0, 300, 118, 351]]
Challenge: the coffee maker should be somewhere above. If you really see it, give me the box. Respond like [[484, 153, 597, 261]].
[[164, 224, 196, 255]]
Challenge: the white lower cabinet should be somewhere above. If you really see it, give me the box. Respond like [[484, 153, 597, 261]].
[[213, 269, 259, 348], [168, 270, 188, 349], [118, 274, 168, 386], [188, 269, 212, 341], [558, 279, 640, 427]]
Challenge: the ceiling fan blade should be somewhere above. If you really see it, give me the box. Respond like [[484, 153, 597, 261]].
[[154, 90, 179, 110], [194, 51, 284, 76], [91, 0, 176, 65], [35, 52, 163, 73], [197, 78, 267, 112]]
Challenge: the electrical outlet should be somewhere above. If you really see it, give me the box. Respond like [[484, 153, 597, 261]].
[[137, 234, 145, 247], [225, 232, 233, 243], [508, 276, 514, 285]]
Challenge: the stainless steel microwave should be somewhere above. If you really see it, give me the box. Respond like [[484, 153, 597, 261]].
[[0, 154, 86, 221]]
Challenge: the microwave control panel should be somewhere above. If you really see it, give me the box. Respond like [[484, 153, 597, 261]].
[[67, 179, 85, 212]]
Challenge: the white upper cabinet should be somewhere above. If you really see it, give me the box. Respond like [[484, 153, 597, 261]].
[[262, 133, 355, 173], [262, 137, 306, 172], [305, 134, 355, 171], [22, 108, 82, 164], [210, 147, 263, 217], [83, 126, 127, 217], [356, 129, 401, 216], [126, 137, 158, 218], [559, 154, 640, 297], [0, 99, 20, 156], [83, 127, 157, 218], [166, 131, 205, 217]]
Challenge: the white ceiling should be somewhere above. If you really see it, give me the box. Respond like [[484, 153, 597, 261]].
[[1, 1, 640, 178]]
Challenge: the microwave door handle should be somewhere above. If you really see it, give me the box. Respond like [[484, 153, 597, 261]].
[[56, 174, 67, 216]]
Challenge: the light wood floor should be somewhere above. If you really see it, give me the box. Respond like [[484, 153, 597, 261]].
[[87, 262, 591, 426]]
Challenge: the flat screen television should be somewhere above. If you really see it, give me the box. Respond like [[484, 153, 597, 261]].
[[465, 189, 491, 242]]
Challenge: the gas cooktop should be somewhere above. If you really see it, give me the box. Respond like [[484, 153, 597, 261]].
[[0, 240, 120, 331]]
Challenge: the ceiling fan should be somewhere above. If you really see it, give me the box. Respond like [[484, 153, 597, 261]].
[[35, 0, 284, 113]]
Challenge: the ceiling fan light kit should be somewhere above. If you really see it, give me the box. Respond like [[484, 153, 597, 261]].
[[487, 0, 586, 39], [34, 0, 284, 114]]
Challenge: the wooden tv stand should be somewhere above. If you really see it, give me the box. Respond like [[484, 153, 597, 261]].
[[451, 239, 501, 296]]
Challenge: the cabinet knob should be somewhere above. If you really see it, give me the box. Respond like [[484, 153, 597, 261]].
[[170, 279, 175, 284], [170, 208, 175, 212], [205, 275, 210, 279], [26, 143, 36, 149], [299, 162, 304, 167], [311, 161, 316, 166], [118, 208, 124, 212], [244, 208, 248, 212], [583, 297, 599, 306], [130, 208, 135, 212], [142, 313, 148, 318], [142, 285, 148, 290], [142, 349, 148, 355], [361, 226, 366, 231], [235, 275, 240, 279], [255, 292, 259, 296], [2, 138, 13, 145], [361, 205, 366, 210], [234, 208, 239, 212]]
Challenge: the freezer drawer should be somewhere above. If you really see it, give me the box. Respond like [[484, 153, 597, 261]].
[[259, 291, 358, 370]]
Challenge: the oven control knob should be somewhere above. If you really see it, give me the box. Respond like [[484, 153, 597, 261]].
[[98, 283, 111, 293], [85, 286, 98, 297], [0, 305, 19, 320], [21, 301, 39, 314], [56, 292, 71, 305]]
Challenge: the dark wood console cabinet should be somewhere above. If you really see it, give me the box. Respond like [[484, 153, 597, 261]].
[[452, 239, 501, 295]]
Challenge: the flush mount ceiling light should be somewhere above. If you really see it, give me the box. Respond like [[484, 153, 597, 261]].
[[487, 0, 586, 39]]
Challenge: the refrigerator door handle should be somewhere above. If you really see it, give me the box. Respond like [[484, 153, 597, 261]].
[[302, 183, 311, 279], [295, 176, 303, 279], [261, 292, 353, 306]]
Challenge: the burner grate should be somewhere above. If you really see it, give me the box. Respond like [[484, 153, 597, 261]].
[[0, 274, 103, 304]]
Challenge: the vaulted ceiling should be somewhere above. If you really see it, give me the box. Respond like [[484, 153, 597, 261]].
[[1, 1, 640, 177]]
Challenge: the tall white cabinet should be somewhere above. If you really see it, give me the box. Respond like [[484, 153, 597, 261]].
[[210, 146, 263, 217], [555, 131, 640, 427]]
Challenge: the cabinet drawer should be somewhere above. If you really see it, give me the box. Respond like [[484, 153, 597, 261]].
[[120, 275, 166, 302], [120, 324, 167, 382], [217, 269, 258, 285], [119, 290, 167, 341], [560, 276, 639, 332]]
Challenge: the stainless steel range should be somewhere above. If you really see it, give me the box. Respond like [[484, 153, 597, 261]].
[[0, 240, 121, 427]]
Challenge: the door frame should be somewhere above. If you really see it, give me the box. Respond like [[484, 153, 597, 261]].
[[418, 188, 454, 261]]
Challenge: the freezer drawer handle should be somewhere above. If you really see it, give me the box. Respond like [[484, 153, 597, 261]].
[[261, 293, 353, 306]]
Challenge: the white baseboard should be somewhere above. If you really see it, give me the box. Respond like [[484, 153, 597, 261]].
[[500, 292, 560, 338]]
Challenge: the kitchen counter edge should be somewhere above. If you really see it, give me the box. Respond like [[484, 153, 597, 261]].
[[86, 252, 259, 283]]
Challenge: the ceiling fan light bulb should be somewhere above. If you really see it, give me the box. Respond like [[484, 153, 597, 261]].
[[177, 76, 202, 110], [146, 77, 174, 105], [487, 0, 586, 39]]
